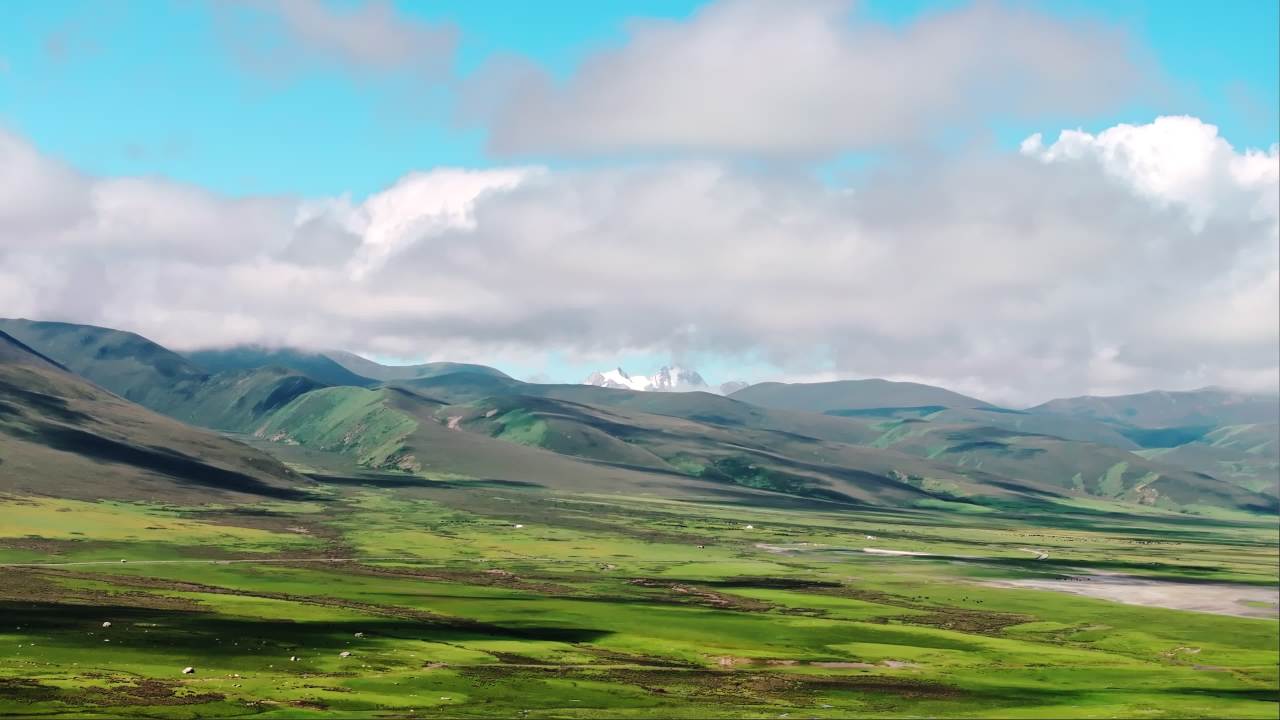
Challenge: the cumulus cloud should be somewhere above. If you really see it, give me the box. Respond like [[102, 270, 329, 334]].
[[215, 0, 457, 80], [470, 0, 1146, 158], [0, 117, 1275, 404]]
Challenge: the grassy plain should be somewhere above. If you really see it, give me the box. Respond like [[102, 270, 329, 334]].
[[1, 470, 1277, 718]]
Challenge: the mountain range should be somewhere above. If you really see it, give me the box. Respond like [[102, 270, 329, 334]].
[[1, 316, 1275, 515], [584, 365, 748, 395]]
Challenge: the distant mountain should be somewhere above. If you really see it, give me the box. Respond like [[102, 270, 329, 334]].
[[323, 349, 509, 383], [7, 316, 1274, 514], [584, 366, 710, 392], [1031, 388, 1279, 430], [730, 378, 994, 414], [0, 319, 325, 432], [0, 318, 208, 409], [719, 380, 750, 395], [0, 330, 305, 502], [1138, 424, 1279, 497], [185, 346, 376, 387]]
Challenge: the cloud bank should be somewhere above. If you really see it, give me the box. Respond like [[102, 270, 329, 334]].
[[1, 116, 1275, 404], [471, 0, 1145, 158]]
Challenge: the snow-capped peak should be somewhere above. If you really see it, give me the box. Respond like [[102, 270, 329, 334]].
[[585, 367, 650, 391], [584, 365, 710, 392]]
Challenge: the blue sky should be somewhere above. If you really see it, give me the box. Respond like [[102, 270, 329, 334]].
[[0, 1, 1276, 396], [2, 0, 1275, 200]]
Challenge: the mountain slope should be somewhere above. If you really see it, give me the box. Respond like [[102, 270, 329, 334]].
[[446, 393, 1071, 507], [1031, 388, 1279, 429], [730, 379, 995, 414], [185, 346, 376, 387], [0, 318, 208, 409], [1, 319, 326, 434], [0, 331, 306, 502], [324, 350, 509, 382], [1138, 424, 1280, 496], [8, 318, 1271, 514], [380, 377, 1277, 511], [849, 417, 1276, 514]]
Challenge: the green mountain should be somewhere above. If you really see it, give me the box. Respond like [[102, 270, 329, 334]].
[[849, 417, 1275, 514], [0, 318, 207, 409], [729, 378, 994, 414], [1031, 388, 1279, 430], [6, 318, 1274, 515], [0, 318, 325, 433], [0, 331, 305, 502], [1029, 388, 1279, 495], [443, 392, 1068, 507], [324, 349, 509, 382], [185, 346, 376, 387], [919, 407, 1139, 448], [1138, 424, 1280, 496]]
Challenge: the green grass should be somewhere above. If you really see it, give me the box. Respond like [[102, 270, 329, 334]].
[[1, 478, 1276, 718], [256, 387, 419, 471]]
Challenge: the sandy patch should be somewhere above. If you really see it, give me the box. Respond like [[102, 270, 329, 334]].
[[982, 574, 1279, 619]]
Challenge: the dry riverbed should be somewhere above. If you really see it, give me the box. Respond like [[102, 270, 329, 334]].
[[982, 573, 1280, 619]]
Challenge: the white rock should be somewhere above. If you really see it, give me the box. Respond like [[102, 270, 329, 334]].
[[182, 667, 195, 674], [101, 622, 111, 628], [339, 651, 351, 658]]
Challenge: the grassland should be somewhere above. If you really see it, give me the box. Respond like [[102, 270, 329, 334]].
[[1, 472, 1275, 718]]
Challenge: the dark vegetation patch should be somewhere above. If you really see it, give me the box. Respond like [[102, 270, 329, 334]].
[[1118, 425, 1216, 449], [81, 679, 225, 707], [826, 406, 948, 418], [700, 577, 844, 590], [252, 376, 324, 416], [1, 567, 206, 611], [700, 455, 858, 503], [456, 664, 975, 706], [1177, 688, 1280, 703], [947, 555, 1279, 584], [0, 672, 222, 708], [0, 379, 94, 425], [894, 609, 1034, 634], [309, 473, 543, 491], [0, 596, 611, 658], [946, 440, 1011, 453], [16, 569, 613, 645], [0, 678, 61, 704]]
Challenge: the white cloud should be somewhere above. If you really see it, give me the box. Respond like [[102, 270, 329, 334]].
[[1025, 115, 1280, 229], [470, 0, 1146, 158], [216, 0, 457, 80], [0, 117, 1275, 405]]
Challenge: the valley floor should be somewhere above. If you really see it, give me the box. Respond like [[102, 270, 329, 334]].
[[1, 474, 1277, 718]]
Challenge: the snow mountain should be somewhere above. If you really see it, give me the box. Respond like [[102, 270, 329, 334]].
[[584, 366, 710, 392]]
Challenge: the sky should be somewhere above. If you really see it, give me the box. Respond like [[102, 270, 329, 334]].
[[0, 0, 1277, 405]]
